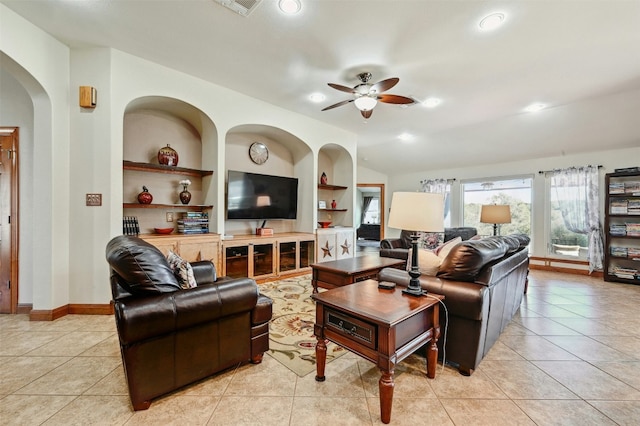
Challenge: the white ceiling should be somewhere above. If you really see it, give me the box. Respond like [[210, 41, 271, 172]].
[[3, 0, 640, 175]]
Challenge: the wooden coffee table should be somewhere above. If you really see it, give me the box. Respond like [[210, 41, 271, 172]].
[[312, 280, 443, 424], [311, 255, 405, 293]]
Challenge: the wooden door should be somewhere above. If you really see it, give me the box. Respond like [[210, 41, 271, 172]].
[[0, 128, 19, 314]]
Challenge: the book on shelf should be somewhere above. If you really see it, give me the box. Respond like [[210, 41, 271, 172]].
[[624, 181, 640, 193], [614, 167, 640, 173], [610, 199, 628, 214], [610, 224, 627, 236], [610, 246, 628, 257], [609, 182, 625, 194], [181, 211, 208, 218], [628, 248, 640, 259], [626, 223, 640, 236], [122, 216, 140, 236], [610, 266, 639, 280]]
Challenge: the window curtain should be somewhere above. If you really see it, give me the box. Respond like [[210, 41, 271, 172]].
[[551, 166, 604, 273], [420, 178, 453, 221], [360, 196, 373, 224]]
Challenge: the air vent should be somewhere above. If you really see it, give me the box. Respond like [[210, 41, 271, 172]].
[[213, 0, 262, 16]]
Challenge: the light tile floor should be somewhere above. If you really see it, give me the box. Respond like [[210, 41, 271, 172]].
[[2, 270, 640, 425]]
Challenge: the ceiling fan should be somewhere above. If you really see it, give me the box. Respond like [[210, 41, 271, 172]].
[[322, 72, 416, 119]]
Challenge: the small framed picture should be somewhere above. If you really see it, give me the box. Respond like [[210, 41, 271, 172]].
[[318, 200, 327, 209]]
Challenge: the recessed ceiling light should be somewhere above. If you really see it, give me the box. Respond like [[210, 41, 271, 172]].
[[398, 133, 414, 142], [479, 12, 505, 31], [423, 98, 441, 108], [279, 0, 301, 14], [524, 103, 546, 113], [309, 93, 325, 103]]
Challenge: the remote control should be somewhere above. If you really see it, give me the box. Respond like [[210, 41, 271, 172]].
[[378, 281, 396, 290]]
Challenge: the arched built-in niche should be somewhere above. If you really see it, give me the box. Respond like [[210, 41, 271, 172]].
[[224, 124, 313, 235], [318, 143, 354, 228], [123, 96, 219, 233]]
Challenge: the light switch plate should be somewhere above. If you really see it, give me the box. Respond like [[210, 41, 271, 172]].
[[86, 193, 102, 206], [166, 212, 174, 222]]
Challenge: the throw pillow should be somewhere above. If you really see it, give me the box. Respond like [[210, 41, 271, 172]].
[[418, 232, 444, 250], [167, 250, 197, 289], [406, 245, 449, 277]]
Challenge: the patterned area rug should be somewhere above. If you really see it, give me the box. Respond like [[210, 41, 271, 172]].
[[260, 275, 347, 377]]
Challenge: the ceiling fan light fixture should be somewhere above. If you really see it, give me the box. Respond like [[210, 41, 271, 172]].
[[309, 92, 325, 103], [278, 0, 301, 14], [354, 96, 377, 111], [479, 12, 505, 31], [423, 97, 441, 108], [524, 103, 546, 113]]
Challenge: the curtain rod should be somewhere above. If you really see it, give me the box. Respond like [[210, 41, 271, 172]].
[[538, 165, 603, 174], [420, 178, 456, 183]]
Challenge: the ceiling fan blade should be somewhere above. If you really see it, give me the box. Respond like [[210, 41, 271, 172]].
[[377, 94, 416, 105], [321, 99, 354, 111], [371, 77, 399, 93], [361, 109, 373, 119], [327, 83, 356, 93]]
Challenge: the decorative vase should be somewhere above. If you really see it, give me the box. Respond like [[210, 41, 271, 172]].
[[320, 172, 328, 185], [137, 186, 153, 204], [158, 144, 179, 166], [179, 186, 191, 205], [331, 199, 337, 209]]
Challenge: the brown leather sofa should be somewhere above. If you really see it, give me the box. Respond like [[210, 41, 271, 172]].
[[379, 234, 529, 375], [106, 235, 273, 410], [379, 227, 478, 262]]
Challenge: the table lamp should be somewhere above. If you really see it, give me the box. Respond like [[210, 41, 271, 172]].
[[480, 204, 511, 236], [388, 192, 444, 296]]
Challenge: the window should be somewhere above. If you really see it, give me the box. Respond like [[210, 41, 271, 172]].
[[362, 197, 380, 224], [547, 177, 589, 259], [462, 177, 532, 236]]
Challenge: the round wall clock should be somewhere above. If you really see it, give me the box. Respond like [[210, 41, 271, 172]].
[[249, 142, 269, 165]]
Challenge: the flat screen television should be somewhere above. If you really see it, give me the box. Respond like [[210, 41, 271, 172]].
[[226, 170, 298, 220]]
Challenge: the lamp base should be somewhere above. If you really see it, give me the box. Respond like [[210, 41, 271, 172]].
[[402, 285, 426, 297], [404, 234, 427, 297]]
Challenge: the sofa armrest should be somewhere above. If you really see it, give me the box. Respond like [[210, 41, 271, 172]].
[[379, 248, 409, 260], [114, 277, 259, 345], [380, 238, 404, 250], [191, 261, 217, 285]]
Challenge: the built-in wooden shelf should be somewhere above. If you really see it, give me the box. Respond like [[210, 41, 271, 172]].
[[123, 160, 213, 177], [318, 184, 347, 191], [123, 203, 213, 210], [318, 208, 348, 212]]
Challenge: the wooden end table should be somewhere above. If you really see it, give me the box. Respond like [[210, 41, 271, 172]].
[[310, 255, 405, 293], [312, 280, 443, 424]]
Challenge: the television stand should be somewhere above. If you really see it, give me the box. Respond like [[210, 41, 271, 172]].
[[223, 232, 315, 280]]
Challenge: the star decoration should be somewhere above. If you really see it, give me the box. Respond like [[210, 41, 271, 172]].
[[321, 240, 334, 258], [341, 239, 351, 255]]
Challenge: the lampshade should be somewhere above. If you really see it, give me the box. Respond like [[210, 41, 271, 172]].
[[480, 204, 511, 224], [354, 96, 378, 111], [388, 192, 444, 232]]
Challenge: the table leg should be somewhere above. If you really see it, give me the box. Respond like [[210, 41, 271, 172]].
[[315, 337, 326, 382], [426, 338, 438, 379], [379, 369, 394, 424]]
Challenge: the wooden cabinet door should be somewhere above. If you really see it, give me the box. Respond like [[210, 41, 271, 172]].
[[336, 230, 354, 260], [143, 237, 178, 257]]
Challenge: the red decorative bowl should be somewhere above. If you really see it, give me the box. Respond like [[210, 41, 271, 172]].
[[154, 227, 174, 234], [318, 221, 332, 228]]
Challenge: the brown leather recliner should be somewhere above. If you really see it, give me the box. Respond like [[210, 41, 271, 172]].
[[106, 235, 272, 410]]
